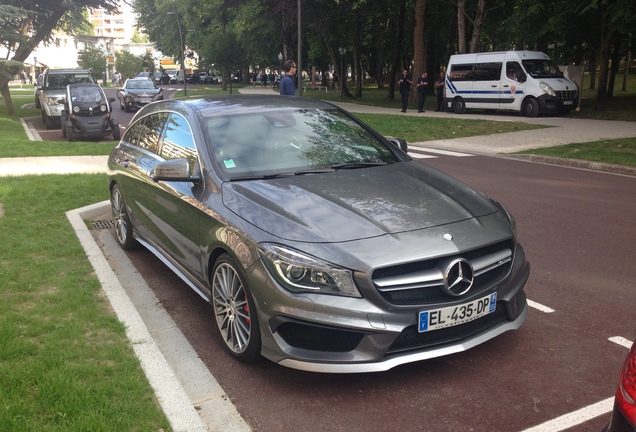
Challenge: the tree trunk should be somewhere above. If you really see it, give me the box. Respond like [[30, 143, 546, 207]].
[[411, 0, 427, 102], [468, 0, 487, 53], [607, 35, 621, 99], [388, 0, 407, 100], [588, 55, 596, 90], [622, 48, 631, 92], [457, 0, 466, 54], [595, 19, 614, 110]]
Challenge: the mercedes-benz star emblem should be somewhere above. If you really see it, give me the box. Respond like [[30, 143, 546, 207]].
[[442, 258, 474, 296]]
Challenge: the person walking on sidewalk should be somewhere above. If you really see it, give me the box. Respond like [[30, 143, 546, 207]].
[[280, 60, 297, 96], [397, 70, 412, 113], [435, 72, 445, 111], [416, 72, 429, 113]]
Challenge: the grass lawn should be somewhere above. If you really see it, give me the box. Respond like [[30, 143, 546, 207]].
[[0, 174, 170, 431]]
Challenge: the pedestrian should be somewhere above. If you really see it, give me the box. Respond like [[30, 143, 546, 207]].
[[397, 70, 412, 113], [20, 70, 27, 85], [416, 71, 429, 113], [435, 72, 445, 112], [279, 59, 297, 96], [28, 72, 33, 85]]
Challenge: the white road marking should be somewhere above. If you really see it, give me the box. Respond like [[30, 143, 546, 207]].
[[520, 398, 614, 432], [609, 336, 633, 349], [414, 147, 475, 157], [527, 299, 555, 313], [520, 336, 632, 432], [408, 152, 438, 159]]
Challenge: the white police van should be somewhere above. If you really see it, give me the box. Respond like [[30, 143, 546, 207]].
[[444, 51, 578, 117]]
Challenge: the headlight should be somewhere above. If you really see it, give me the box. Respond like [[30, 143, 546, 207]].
[[45, 96, 60, 106], [259, 244, 361, 298], [73, 106, 80, 113], [100, 105, 107, 112], [540, 81, 555, 97]]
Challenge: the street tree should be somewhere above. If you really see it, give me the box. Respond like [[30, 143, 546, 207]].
[[0, 0, 118, 114], [79, 44, 107, 82]]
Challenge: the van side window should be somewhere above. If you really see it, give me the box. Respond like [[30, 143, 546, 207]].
[[472, 62, 502, 81], [506, 62, 526, 82], [450, 64, 473, 81]]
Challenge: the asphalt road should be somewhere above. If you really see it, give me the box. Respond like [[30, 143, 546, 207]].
[[102, 150, 635, 432], [22, 88, 634, 430]]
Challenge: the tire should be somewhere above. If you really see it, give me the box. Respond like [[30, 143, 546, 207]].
[[120, 101, 125, 110], [124, 103, 130, 113], [42, 110, 56, 129], [452, 98, 466, 114], [61, 116, 67, 138], [523, 98, 539, 118], [35, 98, 41, 109], [111, 120, 121, 141], [211, 254, 262, 362], [110, 184, 138, 250], [66, 126, 75, 142]]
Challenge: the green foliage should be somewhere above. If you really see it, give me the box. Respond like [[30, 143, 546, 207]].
[[114, 51, 143, 80], [79, 45, 108, 81]]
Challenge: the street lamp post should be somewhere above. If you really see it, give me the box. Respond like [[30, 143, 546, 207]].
[[167, 12, 186, 96], [339, 47, 346, 102], [188, 29, 201, 77], [278, 52, 283, 74]]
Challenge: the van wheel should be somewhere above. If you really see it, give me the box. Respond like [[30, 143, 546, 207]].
[[523, 98, 539, 117], [452, 98, 466, 114]]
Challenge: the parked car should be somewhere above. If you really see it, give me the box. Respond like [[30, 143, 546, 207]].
[[602, 338, 636, 432], [35, 68, 95, 129], [107, 95, 529, 373], [116, 78, 163, 112], [60, 82, 120, 142], [166, 70, 178, 84], [159, 72, 171, 85], [186, 73, 200, 84]]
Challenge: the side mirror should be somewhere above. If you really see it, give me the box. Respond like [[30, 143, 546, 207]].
[[150, 158, 200, 183], [109, 97, 116, 103], [387, 137, 408, 153], [57, 97, 66, 105]]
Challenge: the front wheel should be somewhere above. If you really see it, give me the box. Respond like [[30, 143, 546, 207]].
[[523, 98, 539, 117], [111, 119, 121, 141], [110, 184, 138, 250], [211, 254, 261, 362], [452, 97, 466, 114]]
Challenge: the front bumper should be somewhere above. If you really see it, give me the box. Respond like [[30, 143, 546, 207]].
[[537, 93, 578, 113], [250, 237, 530, 373]]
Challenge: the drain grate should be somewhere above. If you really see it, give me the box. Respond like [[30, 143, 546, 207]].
[[92, 220, 114, 230]]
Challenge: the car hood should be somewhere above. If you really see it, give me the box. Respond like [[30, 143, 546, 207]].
[[222, 161, 498, 243]]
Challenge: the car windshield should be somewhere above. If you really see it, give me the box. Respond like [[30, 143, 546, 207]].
[[45, 73, 93, 89], [70, 86, 105, 105], [206, 108, 399, 178], [127, 80, 155, 90], [521, 59, 563, 78]]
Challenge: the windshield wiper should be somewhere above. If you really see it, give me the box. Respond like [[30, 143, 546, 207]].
[[331, 162, 387, 170]]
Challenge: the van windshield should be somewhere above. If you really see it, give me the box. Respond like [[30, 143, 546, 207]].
[[521, 59, 563, 79]]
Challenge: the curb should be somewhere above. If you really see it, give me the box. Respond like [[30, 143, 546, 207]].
[[504, 154, 636, 177], [66, 201, 250, 432]]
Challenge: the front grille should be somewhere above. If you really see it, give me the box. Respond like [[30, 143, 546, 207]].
[[388, 303, 508, 353], [556, 90, 577, 101], [372, 240, 514, 306], [276, 322, 364, 352]]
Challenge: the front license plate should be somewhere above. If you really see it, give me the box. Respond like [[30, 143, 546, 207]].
[[563, 100, 573, 105], [418, 293, 497, 333]]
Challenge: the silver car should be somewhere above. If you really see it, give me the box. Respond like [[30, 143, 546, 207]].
[[107, 96, 529, 373]]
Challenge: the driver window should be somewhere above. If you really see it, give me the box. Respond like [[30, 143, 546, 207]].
[[506, 62, 526, 83]]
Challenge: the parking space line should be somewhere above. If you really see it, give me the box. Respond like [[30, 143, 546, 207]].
[[527, 299, 555, 313], [521, 337, 631, 432], [609, 336, 632, 349], [413, 147, 475, 157], [520, 398, 613, 432], [408, 152, 438, 159]]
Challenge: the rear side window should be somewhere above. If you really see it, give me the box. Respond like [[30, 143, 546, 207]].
[[449, 64, 473, 81], [122, 112, 168, 154], [472, 63, 502, 81]]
